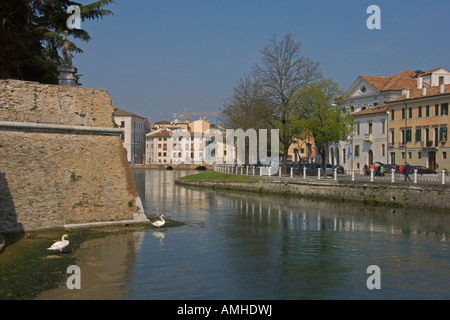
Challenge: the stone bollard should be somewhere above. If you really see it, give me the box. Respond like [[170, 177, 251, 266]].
[[414, 169, 418, 184], [391, 168, 395, 183], [303, 166, 306, 179], [318, 168, 321, 180], [351, 169, 355, 181], [334, 168, 337, 181], [442, 170, 446, 185], [291, 167, 293, 178], [370, 169, 374, 182]]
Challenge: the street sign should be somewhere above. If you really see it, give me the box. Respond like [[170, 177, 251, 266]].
[[348, 152, 352, 157]]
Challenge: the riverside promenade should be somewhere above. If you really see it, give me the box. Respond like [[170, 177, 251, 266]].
[[175, 165, 450, 211]]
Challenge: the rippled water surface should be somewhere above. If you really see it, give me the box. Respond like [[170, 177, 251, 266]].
[[2, 169, 449, 300]]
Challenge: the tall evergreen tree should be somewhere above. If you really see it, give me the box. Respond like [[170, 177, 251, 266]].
[[0, 0, 115, 84]]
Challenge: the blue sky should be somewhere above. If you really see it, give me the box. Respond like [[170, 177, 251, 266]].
[[74, 0, 450, 123]]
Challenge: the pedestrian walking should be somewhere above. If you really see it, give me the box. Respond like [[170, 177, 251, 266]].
[[404, 163, 412, 182]]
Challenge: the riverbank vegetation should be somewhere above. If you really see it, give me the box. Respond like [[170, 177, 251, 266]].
[[178, 171, 259, 182]]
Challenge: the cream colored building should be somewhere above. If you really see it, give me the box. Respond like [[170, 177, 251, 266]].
[[145, 118, 235, 165], [113, 108, 149, 164]]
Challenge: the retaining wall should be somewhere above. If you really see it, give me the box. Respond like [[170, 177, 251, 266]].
[[0, 80, 147, 233]]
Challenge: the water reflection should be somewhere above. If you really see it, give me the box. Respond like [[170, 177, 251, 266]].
[[32, 169, 450, 300], [128, 169, 449, 299]]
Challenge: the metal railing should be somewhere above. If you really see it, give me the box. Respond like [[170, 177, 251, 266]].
[[214, 164, 449, 186]]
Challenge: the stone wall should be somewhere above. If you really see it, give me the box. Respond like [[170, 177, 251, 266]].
[[0, 80, 147, 233], [176, 179, 450, 211]]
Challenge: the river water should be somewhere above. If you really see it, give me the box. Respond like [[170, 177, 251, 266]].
[[4, 169, 450, 299]]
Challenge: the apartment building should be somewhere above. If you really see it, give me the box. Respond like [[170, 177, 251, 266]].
[[349, 104, 389, 170], [387, 83, 450, 171], [332, 68, 450, 171], [145, 118, 235, 165], [113, 108, 150, 164]]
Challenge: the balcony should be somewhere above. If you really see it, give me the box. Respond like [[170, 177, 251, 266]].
[[422, 141, 437, 149], [363, 134, 374, 142]]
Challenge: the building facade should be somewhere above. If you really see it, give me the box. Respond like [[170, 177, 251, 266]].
[[332, 68, 450, 171], [348, 104, 389, 170], [113, 108, 149, 164], [387, 83, 450, 171]]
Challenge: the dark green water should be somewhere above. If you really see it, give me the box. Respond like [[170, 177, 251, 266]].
[[1, 169, 449, 299]]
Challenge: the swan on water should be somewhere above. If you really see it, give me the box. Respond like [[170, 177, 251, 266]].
[[152, 214, 166, 228], [47, 234, 69, 252]]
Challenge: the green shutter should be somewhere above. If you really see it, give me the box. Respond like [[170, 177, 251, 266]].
[[406, 129, 412, 143], [418, 106, 422, 118], [415, 129, 422, 142]]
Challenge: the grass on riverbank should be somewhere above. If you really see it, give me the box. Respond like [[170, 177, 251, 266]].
[[179, 170, 259, 182]]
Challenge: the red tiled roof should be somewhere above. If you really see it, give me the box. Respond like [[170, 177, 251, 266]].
[[146, 128, 172, 138], [113, 108, 146, 119], [388, 84, 450, 103], [360, 70, 418, 92], [353, 104, 389, 117]]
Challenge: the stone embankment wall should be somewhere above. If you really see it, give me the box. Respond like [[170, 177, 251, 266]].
[[176, 179, 450, 211], [0, 80, 147, 233]]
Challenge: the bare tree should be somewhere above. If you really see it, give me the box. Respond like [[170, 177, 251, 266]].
[[253, 32, 322, 173]]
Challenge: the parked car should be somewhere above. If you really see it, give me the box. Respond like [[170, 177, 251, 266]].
[[381, 164, 397, 176], [407, 166, 437, 175], [333, 165, 344, 174]]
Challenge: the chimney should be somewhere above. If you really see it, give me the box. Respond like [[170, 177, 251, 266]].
[[422, 87, 427, 96], [417, 76, 423, 89], [440, 83, 445, 94], [403, 88, 410, 99]]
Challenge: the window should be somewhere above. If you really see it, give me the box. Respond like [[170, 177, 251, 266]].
[[401, 152, 405, 160], [391, 110, 395, 121], [415, 128, 422, 142], [368, 122, 373, 134], [426, 105, 430, 117], [381, 120, 386, 134], [402, 129, 412, 144], [390, 130, 395, 145], [408, 152, 412, 160], [441, 103, 449, 116], [435, 104, 440, 116], [381, 144, 385, 157], [418, 152, 422, 160], [356, 123, 360, 135], [440, 127, 448, 141], [402, 108, 406, 120], [355, 145, 360, 157], [418, 106, 422, 118], [390, 152, 396, 164], [439, 76, 445, 85], [120, 121, 125, 128], [443, 152, 447, 160], [409, 107, 413, 119], [406, 129, 412, 143]]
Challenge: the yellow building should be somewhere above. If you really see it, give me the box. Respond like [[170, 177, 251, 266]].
[[287, 134, 315, 163], [387, 83, 449, 171]]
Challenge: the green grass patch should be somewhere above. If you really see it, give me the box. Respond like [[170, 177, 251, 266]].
[[179, 171, 258, 182]]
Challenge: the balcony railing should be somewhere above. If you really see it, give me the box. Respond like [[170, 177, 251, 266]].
[[363, 134, 374, 142]]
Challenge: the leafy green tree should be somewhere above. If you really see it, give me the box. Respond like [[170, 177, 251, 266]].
[[291, 78, 354, 175], [0, 0, 115, 84]]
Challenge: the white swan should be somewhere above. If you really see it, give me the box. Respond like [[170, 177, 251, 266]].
[[47, 234, 69, 252], [152, 215, 166, 228]]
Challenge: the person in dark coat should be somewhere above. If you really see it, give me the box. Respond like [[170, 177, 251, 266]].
[[404, 163, 412, 182]]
